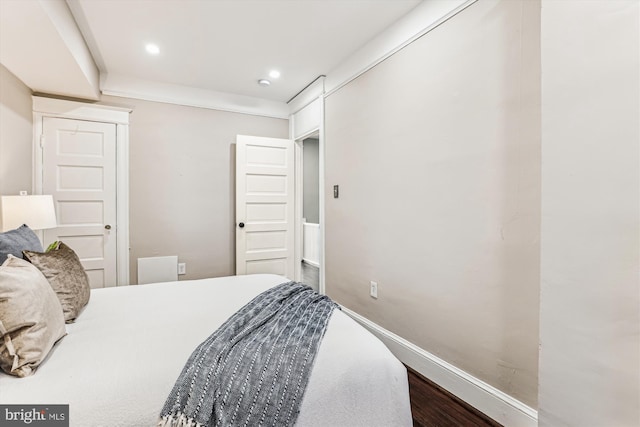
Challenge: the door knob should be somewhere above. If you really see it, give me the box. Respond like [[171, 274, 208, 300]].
[[105, 225, 112, 230], [238, 222, 245, 228]]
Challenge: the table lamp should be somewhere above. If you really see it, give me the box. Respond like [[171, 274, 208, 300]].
[[0, 194, 57, 232]]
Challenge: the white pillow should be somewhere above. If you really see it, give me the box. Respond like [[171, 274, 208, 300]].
[[0, 255, 66, 377]]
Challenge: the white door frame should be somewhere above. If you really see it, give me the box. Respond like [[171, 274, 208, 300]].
[[294, 129, 323, 293], [291, 95, 326, 295], [32, 96, 131, 286]]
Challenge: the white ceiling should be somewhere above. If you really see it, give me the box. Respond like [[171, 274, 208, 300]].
[[67, 0, 422, 103]]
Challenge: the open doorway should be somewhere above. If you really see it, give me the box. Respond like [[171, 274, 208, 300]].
[[300, 134, 320, 291]]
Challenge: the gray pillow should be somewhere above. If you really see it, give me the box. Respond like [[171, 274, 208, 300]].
[[0, 225, 43, 264], [23, 242, 91, 323], [0, 255, 66, 377]]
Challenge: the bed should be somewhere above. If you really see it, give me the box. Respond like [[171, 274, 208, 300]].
[[0, 274, 412, 426]]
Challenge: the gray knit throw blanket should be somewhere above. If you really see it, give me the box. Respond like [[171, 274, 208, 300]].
[[158, 281, 337, 427]]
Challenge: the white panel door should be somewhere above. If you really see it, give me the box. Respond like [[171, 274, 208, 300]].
[[42, 117, 117, 288], [236, 135, 295, 278]]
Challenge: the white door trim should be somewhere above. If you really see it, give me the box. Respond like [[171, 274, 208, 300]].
[[294, 128, 319, 285], [291, 95, 326, 294], [32, 96, 131, 286], [294, 138, 304, 283], [318, 97, 325, 295]]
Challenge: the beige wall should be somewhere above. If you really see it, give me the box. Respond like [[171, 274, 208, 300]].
[[0, 64, 32, 197], [539, 1, 639, 426], [100, 96, 288, 284], [324, 0, 540, 407]]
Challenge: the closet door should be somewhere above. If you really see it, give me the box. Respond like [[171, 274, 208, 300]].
[[41, 117, 117, 288]]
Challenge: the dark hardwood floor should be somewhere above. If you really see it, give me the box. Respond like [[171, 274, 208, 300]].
[[301, 261, 319, 292], [407, 366, 502, 427]]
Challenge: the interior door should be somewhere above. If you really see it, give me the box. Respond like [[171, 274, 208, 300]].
[[236, 135, 295, 278], [41, 117, 117, 288]]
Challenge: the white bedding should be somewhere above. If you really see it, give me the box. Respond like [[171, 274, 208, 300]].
[[0, 274, 411, 427]]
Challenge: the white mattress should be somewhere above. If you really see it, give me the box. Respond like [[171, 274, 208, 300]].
[[0, 274, 411, 427]]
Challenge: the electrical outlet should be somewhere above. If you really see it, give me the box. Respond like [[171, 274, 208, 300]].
[[370, 281, 378, 299], [178, 263, 186, 275]]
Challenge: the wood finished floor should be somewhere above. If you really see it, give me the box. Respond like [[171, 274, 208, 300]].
[[301, 261, 319, 292], [407, 366, 502, 427]]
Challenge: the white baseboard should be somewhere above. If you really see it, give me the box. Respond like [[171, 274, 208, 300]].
[[341, 307, 538, 427]]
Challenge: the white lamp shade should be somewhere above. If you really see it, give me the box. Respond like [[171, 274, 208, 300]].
[[1, 195, 57, 231]]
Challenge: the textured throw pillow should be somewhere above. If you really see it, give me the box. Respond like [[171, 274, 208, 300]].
[[23, 242, 91, 323], [0, 225, 43, 264], [0, 255, 66, 377]]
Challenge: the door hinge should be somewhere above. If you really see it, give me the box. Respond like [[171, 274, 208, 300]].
[[39, 134, 45, 148]]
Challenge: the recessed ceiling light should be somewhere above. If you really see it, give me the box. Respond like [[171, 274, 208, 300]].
[[145, 43, 160, 55], [258, 79, 271, 87], [269, 70, 281, 79]]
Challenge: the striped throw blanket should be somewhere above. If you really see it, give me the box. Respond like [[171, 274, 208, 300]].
[[158, 281, 337, 427]]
